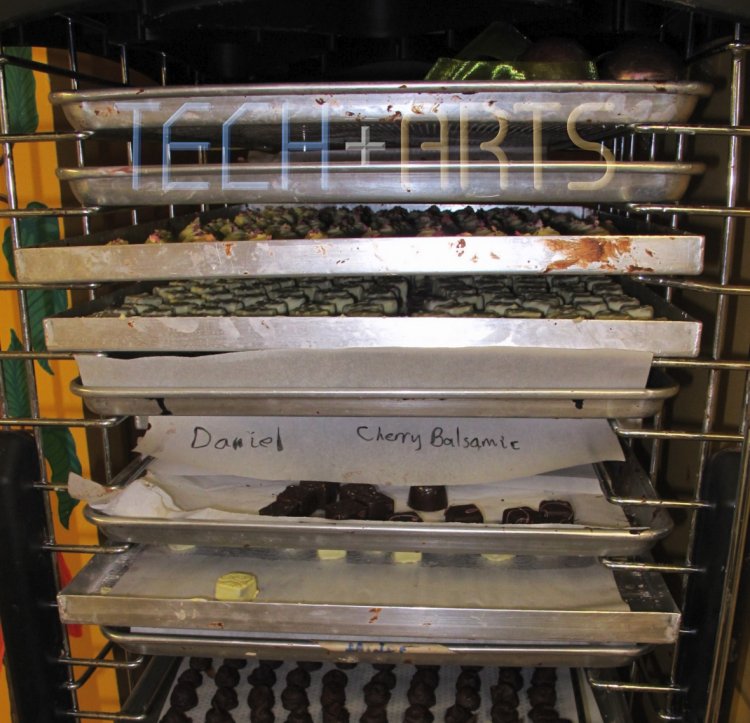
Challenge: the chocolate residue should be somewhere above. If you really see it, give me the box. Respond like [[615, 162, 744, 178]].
[[224, 242, 234, 257], [544, 236, 632, 272], [369, 607, 382, 624]]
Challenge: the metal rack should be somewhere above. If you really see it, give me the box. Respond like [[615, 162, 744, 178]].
[[0, 7, 748, 723]]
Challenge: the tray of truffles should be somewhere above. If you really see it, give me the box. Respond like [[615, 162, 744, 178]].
[[82, 459, 672, 557], [103, 627, 650, 670], [50, 80, 712, 139], [149, 656, 600, 723], [13, 205, 705, 284], [58, 160, 704, 207], [43, 275, 700, 356], [58, 545, 680, 645]]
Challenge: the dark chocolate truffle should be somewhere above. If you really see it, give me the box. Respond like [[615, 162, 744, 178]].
[[321, 683, 346, 707], [370, 669, 397, 690], [248, 666, 277, 687], [189, 657, 212, 672], [286, 667, 312, 689], [214, 665, 240, 688], [496, 668, 523, 691], [160, 707, 192, 723], [404, 704, 435, 723], [340, 483, 379, 501], [259, 660, 284, 669], [359, 708, 388, 723], [323, 669, 349, 687], [531, 668, 557, 686], [444, 504, 484, 523], [285, 712, 313, 723], [170, 682, 199, 711], [407, 486, 448, 512], [528, 685, 556, 708], [361, 492, 395, 520], [455, 686, 481, 711], [259, 498, 301, 516], [247, 685, 275, 709], [297, 660, 324, 672], [281, 685, 309, 711], [205, 708, 234, 723], [539, 500, 574, 524], [178, 668, 203, 687], [445, 705, 476, 723], [490, 683, 519, 708], [324, 499, 367, 520], [490, 702, 520, 723], [278, 485, 319, 516], [455, 671, 481, 690], [389, 512, 423, 523], [250, 708, 275, 723], [501, 506, 539, 524], [411, 668, 439, 690], [223, 658, 247, 669], [211, 686, 239, 711], [363, 681, 391, 707], [407, 681, 436, 708], [300, 480, 340, 506]]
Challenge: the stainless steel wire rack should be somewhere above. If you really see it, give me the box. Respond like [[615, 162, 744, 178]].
[[0, 6, 749, 723]]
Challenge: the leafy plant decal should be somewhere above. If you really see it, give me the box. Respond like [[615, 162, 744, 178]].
[[1, 48, 82, 527]]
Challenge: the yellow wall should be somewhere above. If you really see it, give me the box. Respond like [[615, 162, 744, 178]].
[[0, 48, 120, 723]]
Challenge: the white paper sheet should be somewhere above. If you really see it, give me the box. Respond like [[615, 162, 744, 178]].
[[75, 347, 652, 390], [135, 416, 624, 485]]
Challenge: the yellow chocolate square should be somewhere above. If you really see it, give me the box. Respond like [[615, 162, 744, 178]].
[[215, 571, 259, 600]]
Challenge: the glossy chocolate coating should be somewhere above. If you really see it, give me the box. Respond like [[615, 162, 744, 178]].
[[170, 682, 199, 711], [361, 491, 395, 521], [455, 686, 481, 711], [211, 687, 239, 711], [455, 671, 481, 690], [280, 685, 309, 711], [444, 504, 484, 523], [160, 707, 192, 723], [528, 685, 556, 708], [178, 668, 203, 687], [407, 681, 436, 708], [247, 684, 275, 709], [214, 665, 240, 688], [404, 704, 435, 723], [259, 498, 301, 517], [278, 485, 319, 516], [370, 669, 397, 690], [323, 669, 348, 687], [501, 506, 539, 524], [389, 511, 423, 522], [411, 668, 439, 690], [408, 485, 448, 512], [188, 657, 212, 672], [340, 483, 379, 501], [286, 667, 312, 689], [205, 708, 235, 723], [248, 666, 277, 687], [324, 499, 367, 520], [300, 480, 340, 507], [539, 500, 574, 524], [363, 681, 391, 707]]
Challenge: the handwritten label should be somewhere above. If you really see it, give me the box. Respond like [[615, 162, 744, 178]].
[[138, 416, 624, 484]]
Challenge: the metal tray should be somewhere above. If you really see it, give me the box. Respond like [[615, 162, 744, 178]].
[[102, 627, 650, 670], [58, 546, 680, 645], [50, 81, 713, 138], [44, 280, 701, 357], [84, 458, 672, 557], [13, 205, 705, 284], [71, 368, 679, 419], [58, 161, 704, 206]]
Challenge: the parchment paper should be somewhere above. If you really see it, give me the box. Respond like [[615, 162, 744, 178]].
[[70, 465, 630, 528], [75, 347, 652, 391], [135, 416, 624, 485], [158, 659, 588, 723]]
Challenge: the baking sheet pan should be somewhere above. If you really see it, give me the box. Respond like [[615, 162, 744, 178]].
[[13, 205, 705, 283], [103, 627, 650, 669], [58, 161, 705, 206], [50, 80, 713, 136], [57, 545, 680, 645], [43, 279, 701, 357], [70, 369, 678, 418], [83, 458, 672, 557]]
